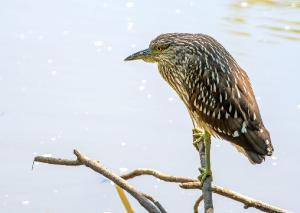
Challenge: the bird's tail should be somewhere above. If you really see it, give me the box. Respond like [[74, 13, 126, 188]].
[[244, 150, 265, 164], [233, 144, 265, 164], [232, 125, 273, 164], [243, 126, 273, 164]]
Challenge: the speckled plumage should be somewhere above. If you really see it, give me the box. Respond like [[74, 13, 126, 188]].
[[129, 33, 274, 164]]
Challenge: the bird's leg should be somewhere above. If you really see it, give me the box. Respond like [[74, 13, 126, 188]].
[[192, 128, 212, 185], [192, 128, 205, 150], [199, 132, 212, 184]]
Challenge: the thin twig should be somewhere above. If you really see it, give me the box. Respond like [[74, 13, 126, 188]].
[[142, 193, 167, 213], [33, 156, 81, 167], [34, 151, 290, 213], [115, 186, 134, 213], [179, 182, 288, 213], [194, 195, 204, 213], [122, 168, 288, 213], [122, 168, 194, 183], [34, 150, 162, 213]]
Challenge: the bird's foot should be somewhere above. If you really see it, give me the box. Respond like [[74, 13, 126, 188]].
[[198, 167, 212, 186], [192, 128, 206, 151]]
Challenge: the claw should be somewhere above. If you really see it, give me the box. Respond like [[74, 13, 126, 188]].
[[192, 128, 213, 186], [192, 128, 205, 150], [197, 167, 212, 186]]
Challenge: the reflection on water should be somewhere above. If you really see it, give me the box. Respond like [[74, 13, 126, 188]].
[[230, 0, 300, 9], [225, 0, 300, 41]]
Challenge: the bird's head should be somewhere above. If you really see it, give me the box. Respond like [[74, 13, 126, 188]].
[[125, 33, 192, 66]]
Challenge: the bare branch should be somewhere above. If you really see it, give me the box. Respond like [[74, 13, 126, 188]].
[[122, 168, 194, 183], [33, 156, 81, 167], [142, 193, 167, 213], [115, 185, 134, 213], [34, 150, 162, 213], [34, 150, 290, 213], [122, 169, 288, 213], [194, 195, 204, 213], [180, 182, 288, 213]]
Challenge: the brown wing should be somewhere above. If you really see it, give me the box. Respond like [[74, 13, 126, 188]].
[[188, 37, 273, 163]]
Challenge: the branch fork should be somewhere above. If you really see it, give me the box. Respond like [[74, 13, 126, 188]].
[[33, 149, 289, 213]]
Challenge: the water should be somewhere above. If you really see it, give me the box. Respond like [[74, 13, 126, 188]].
[[0, 0, 299, 212]]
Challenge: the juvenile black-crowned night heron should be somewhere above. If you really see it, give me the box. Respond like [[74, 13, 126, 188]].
[[125, 33, 274, 183]]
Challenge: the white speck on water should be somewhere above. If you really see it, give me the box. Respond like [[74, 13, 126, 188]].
[[47, 59, 53, 64], [107, 46, 112, 51], [94, 41, 103, 47], [103, 211, 112, 213], [21, 200, 30, 205], [127, 22, 134, 31], [62, 30, 70, 36], [271, 155, 278, 160], [37, 35, 44, 40], [119, 167, 128, 173], [4, 194, 8, 198], [121, 142, 127, 146], [20, 87, 27, 93], [297, 104, 300, 109], [130, 43, 136, 48], [110, 181, 114, 186], [284, 25, 291, 31], [19, 33, 25, 40], [141, 79, 147, 84], [272, 162, 277, 166], [189, 1, 195, 6], [41, 153, 52, 157], [175, 9, 181, 14], [168, 97, 174, 102], [53, 189, 59, 193], [154, 184, 158, 189], [147, 93, 152, 99], [168, 119, 173, 124], [240, 1, 248, 7], [50, 137, 56, 142], [100, 2, 109, 8], [139, 85, 145, 91], [126, 1, 135, 8], [51, 70, 57, 76]]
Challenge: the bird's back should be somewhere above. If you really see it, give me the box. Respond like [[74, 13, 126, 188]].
[[156, 33, 274, 163]]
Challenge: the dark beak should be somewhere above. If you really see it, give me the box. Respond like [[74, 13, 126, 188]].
[[124, 48, 153, 61]]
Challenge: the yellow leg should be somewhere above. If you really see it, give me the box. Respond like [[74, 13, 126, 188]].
[[192, 128, 212, 185]]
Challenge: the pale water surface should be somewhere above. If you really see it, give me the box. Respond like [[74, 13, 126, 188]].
[[0, 0, 300, 212]]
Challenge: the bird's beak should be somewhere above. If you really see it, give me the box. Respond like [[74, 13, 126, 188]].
[[124, 48, 155, 62]]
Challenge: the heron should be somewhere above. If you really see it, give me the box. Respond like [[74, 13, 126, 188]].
[[125, 33, 273, 184]]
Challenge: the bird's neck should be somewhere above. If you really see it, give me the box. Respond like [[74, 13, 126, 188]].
[[157, 63, 189, 105]]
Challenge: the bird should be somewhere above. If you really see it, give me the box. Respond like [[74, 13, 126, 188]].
[[125, 33, 274, 183]]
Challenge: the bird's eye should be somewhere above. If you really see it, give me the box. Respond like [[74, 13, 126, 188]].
[[157, 47, 163, 51]]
